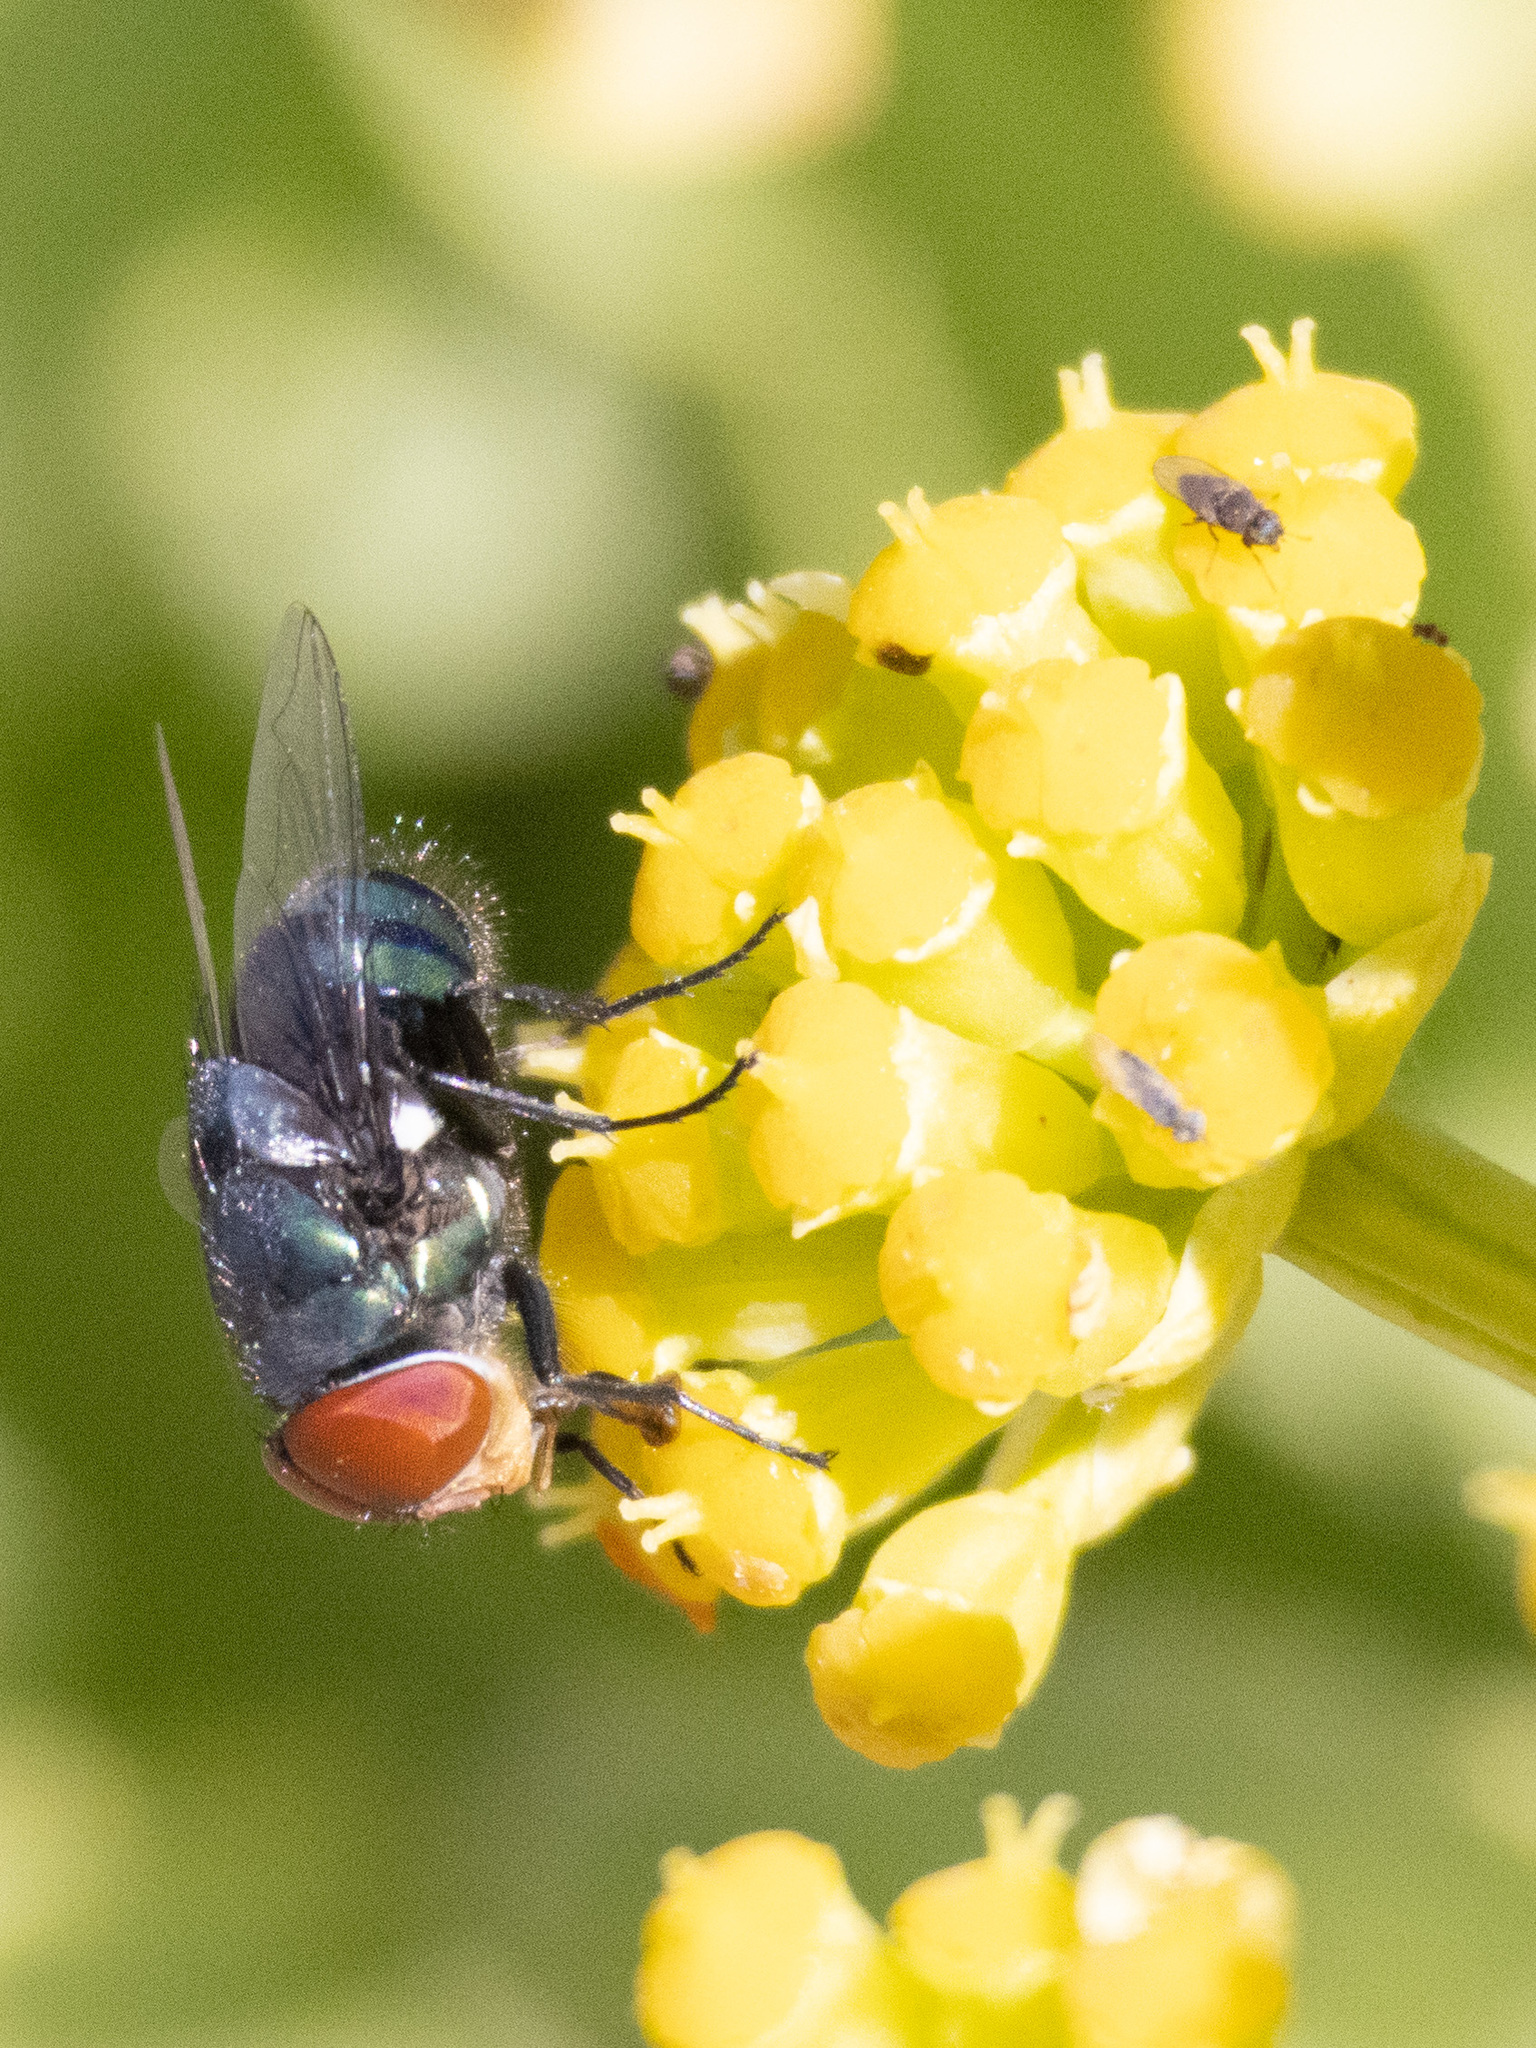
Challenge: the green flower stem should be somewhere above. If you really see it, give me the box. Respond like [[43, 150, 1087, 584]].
[[1278, 1107, 1536, 1395]]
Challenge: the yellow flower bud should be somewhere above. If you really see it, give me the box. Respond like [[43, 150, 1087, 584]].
[[636, 1832, 918, 2048], [580, 1030, 778, 1254], [1235, 617, 1484, 947], [1243, 617, 1481, 820], [1092, 935, 1334, 1188], [615, 752, 821, 968], [1177, 318, 1417, 498], [591, 1367, 846, 1607], [1008, 353, 1240, 772], [794, 774, 993, 961], [1007, 354, 1188, 529], [1465, 1467, 1536, 1637], [680, 574, 859, 776], [742, 978, 908, 1221], [886, 1793, 1077, 2040], [847, 487, 1105, 717], [787, 769, 1091, 1065], [742, 978, 1104, 1228], [877, 1171, 1175, 1406], [805, 1491, 1073, 1768], [1064, 1816, 1295, 2048], [960, 655, 1246, 940]]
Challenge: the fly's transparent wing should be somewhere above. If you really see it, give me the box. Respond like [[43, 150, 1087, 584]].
[[229, 607, 383, 1131], [1152, 454, 1241, 496], [232, 605, 366, 974], [157, 1115, 201, 1226]]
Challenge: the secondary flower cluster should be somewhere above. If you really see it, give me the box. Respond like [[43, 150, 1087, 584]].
[[1466, 1467, 1536, 1633], [535, 320, 1488, 1763], [635, 1794, 1295, 2048]]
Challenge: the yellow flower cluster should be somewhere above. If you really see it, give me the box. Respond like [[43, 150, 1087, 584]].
[[635, 1794, 1295, 2048], [535, 320, 1488, 1763]]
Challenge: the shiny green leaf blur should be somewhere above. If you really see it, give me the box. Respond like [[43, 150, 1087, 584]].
[[4, 1, 1536, 2042]]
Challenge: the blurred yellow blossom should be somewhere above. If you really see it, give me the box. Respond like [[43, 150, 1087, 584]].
[[635, 1794, 1295, 2048], [1465, 1467, 1536, 1635], [1155, 0, 1536, 246], [538, 320, 1488, 1762]]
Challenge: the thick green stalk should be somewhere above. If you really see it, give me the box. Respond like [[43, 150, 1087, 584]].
[[1277, 1107, 1536, 1395]]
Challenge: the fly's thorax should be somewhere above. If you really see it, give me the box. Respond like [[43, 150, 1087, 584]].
[[262, 1347, 536, 1523]]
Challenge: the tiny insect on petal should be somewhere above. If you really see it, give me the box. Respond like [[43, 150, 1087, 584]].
[[278, 1358, 494, 1516]]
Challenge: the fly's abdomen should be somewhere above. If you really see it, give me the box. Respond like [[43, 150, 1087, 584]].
[[200, 1162, 412, 1406]]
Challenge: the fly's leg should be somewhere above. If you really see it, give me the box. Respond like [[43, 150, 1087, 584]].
[[428, 1050, 757, 1133], [473, 910, 787, 1026], [505, 1254, 564, 1385], [550, 1432, 702, 1576], [554, 1430, 644, 1498], [554, 1370, 833, 1470]]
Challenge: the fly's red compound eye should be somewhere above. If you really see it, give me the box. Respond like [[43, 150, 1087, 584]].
[[277, 1359, 493, 1517]]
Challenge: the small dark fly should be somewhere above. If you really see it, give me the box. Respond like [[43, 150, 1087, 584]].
[[663, 639, 714, 702], [1087, 1034, 1207, 1146], [1412, 621, 1450, 647], [159, 606, 824, 1525], [1151, 454, 1284, 552]]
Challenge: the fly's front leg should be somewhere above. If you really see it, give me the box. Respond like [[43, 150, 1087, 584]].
[[473, 910, 788, 1027], [428, 1051, 757, 1133]]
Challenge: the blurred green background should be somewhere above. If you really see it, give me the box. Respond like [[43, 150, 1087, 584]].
[[4, 0, 1536, 2040]]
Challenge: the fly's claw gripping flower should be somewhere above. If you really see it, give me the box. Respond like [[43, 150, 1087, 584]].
[[1465, 1468, 1536, 1637], [635, 1795, 1295, 2048], [591, 1367, 846, 1611], [540, 319, 1487, 1764]]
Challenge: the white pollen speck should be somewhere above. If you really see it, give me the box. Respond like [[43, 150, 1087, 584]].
[[1007, 832, 1050, 861], [1294, 781, 1337, 818]]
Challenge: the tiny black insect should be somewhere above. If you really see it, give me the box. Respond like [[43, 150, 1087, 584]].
[[159, 606, 826, 1525], [663, 640, 714, 702], [1411, 621, 1450, 647], [1152, 454, 1284, 552], [873, 642, 933, 677]]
